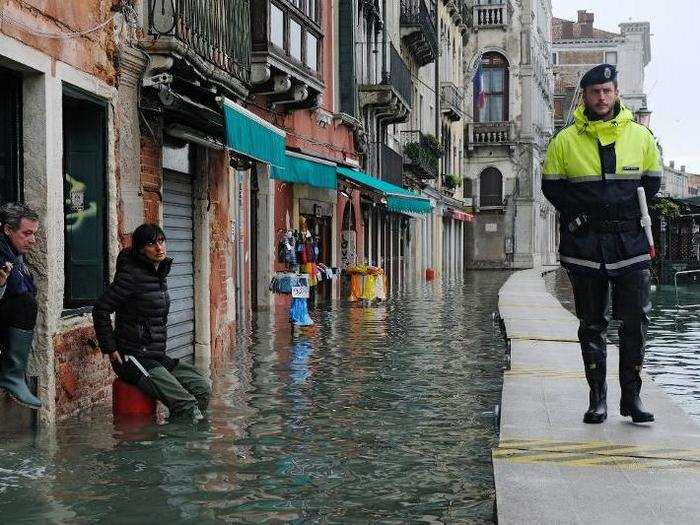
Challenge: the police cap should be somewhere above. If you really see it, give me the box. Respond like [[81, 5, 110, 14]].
[[580, 64, 617, 89]]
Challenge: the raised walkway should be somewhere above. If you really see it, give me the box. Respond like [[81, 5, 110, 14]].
[[493, 268, 700, 524]]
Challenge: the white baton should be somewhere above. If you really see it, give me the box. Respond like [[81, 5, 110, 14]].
[[637, 187, 656, 259]]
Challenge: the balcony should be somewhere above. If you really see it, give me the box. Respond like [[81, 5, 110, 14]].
[[146, 0, 251, 99], [381, 144, 404, 188], [249, 0, 324, 110], [441, 83, 463, 122], [400, 131, 442, 180], [473, 2, 510, 30], [467, 122, 514, 153], [400, 0, 439, 67], [358, 44, 412, 124]]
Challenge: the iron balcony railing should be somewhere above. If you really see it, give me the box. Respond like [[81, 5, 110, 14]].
[[381, 143, 405, 187], [390, 45, 413, 108], [400, 130, 441, 180], [441, 82, 464, 120], [400, 0, 439, 66], [148, 0, 251, 84]]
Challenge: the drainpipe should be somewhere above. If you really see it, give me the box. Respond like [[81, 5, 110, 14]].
[[381, 0, 389, 84]]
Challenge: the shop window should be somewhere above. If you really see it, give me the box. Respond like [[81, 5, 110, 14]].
[[479, 167, 503, 208], [62, 87, 108, 310], [0, 67, 22, 205], [476, 52, 509, 123]]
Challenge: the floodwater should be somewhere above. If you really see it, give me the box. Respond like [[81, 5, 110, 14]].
[[0, 271, 510, 524], [547, 269, 700, 422]]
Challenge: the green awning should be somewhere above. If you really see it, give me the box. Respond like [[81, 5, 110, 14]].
[[272, 152, 338, 190], [222, 98, 286, 168], [337, 166, 433, 215]]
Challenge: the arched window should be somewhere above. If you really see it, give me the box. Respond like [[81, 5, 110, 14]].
[[476, 52, 509, 123], [479, 167, 503, 207]]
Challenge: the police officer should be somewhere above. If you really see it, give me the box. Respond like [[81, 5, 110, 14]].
[[542, 64, 662, 424]]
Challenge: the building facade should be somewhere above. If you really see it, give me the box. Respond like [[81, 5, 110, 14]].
[[661, 161, 692, 199], [552, 11, 652, 130], [463, 0, 557, 269]]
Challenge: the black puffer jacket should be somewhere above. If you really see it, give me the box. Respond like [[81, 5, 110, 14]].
[[92, 248, 175, 371]]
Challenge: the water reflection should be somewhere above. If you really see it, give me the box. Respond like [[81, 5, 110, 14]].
[[547, 269, 700, 422], [0, 272, 509, 523]]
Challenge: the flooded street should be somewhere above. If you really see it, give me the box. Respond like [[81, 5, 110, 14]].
[[0, 272, 509, 524], [547, 269, 700, 422]]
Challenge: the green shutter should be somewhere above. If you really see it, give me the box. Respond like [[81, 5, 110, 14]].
[[63, 94, 106, 307]]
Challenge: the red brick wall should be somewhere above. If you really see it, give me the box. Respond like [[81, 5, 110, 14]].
[[140, 135, 162, 223], [54, 325, 113, 420], [203, 149, 236, 366]]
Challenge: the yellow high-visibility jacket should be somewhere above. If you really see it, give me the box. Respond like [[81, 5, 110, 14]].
[[542, 103, 662, 275]]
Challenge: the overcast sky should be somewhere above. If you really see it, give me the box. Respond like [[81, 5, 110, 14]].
[[552, 0, 700, 173]]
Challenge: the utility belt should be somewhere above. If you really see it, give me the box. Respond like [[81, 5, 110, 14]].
[[566, 214, 641, 234]]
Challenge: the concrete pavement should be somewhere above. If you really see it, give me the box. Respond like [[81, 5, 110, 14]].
[[493, 268, 700, 524]]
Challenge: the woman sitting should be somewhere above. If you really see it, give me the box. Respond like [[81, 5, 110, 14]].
[[92, 224, 210, 421]]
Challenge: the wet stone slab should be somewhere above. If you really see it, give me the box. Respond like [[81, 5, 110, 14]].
[[496, 269, 700, 524]]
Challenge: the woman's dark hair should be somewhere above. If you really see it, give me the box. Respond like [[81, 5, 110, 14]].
[[131, 223, 166, 253]]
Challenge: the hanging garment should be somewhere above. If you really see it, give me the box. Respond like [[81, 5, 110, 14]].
[[289, 297, 314, 326], [362, 274, 377, 301], [375, 274, 387, 301], [349, 273, 362, 302]]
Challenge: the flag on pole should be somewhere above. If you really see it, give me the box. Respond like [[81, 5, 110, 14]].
[[473, 59, 487, 109]]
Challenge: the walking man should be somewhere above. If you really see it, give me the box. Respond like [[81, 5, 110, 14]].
[[0, 202, 41, 409], [542, 64, 662, 424]]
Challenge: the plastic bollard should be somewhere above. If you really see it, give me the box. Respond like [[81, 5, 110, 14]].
[[112, 378, 156, 417], [426, 267, 436, 281]]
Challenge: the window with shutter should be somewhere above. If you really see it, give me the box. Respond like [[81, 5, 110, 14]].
[[0, 67, 22, 205], [479, 167, 503, 207], [63, 88, 108, 310]]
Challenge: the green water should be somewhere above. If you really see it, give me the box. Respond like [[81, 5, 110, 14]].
[[0, 272, 509, 524]]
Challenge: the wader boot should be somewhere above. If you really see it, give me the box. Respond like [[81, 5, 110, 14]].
[[0, 328, 41, 409], [614, 270, 654, 423], [619, 329, 654, 423], [583, 360, 607, 424]]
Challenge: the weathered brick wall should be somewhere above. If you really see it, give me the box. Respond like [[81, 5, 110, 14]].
[[204, 149, 236, 366], [140, 135, 162, 224], [3, 0, 117, 85], [54, 324, 113, 420]]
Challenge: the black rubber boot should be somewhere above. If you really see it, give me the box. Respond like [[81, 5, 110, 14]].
[[583, 361, 607, 424], [0, 327, 41, 409], [619, 360, 654, 423]]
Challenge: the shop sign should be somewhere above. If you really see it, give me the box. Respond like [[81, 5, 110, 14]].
[[292, 285, 310, 298]]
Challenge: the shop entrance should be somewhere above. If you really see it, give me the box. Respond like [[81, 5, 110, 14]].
[[300, 199, 333, 305]]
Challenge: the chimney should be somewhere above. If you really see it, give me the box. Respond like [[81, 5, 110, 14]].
[[670, 160, 675, 169], [578, 10, 594, 37], [561, 20, 574, 39]]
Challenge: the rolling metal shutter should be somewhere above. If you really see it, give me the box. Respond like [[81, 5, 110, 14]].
[[163, 170, 195, 359]]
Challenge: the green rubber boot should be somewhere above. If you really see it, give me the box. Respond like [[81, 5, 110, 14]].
[[0, 328, 41, 410]]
